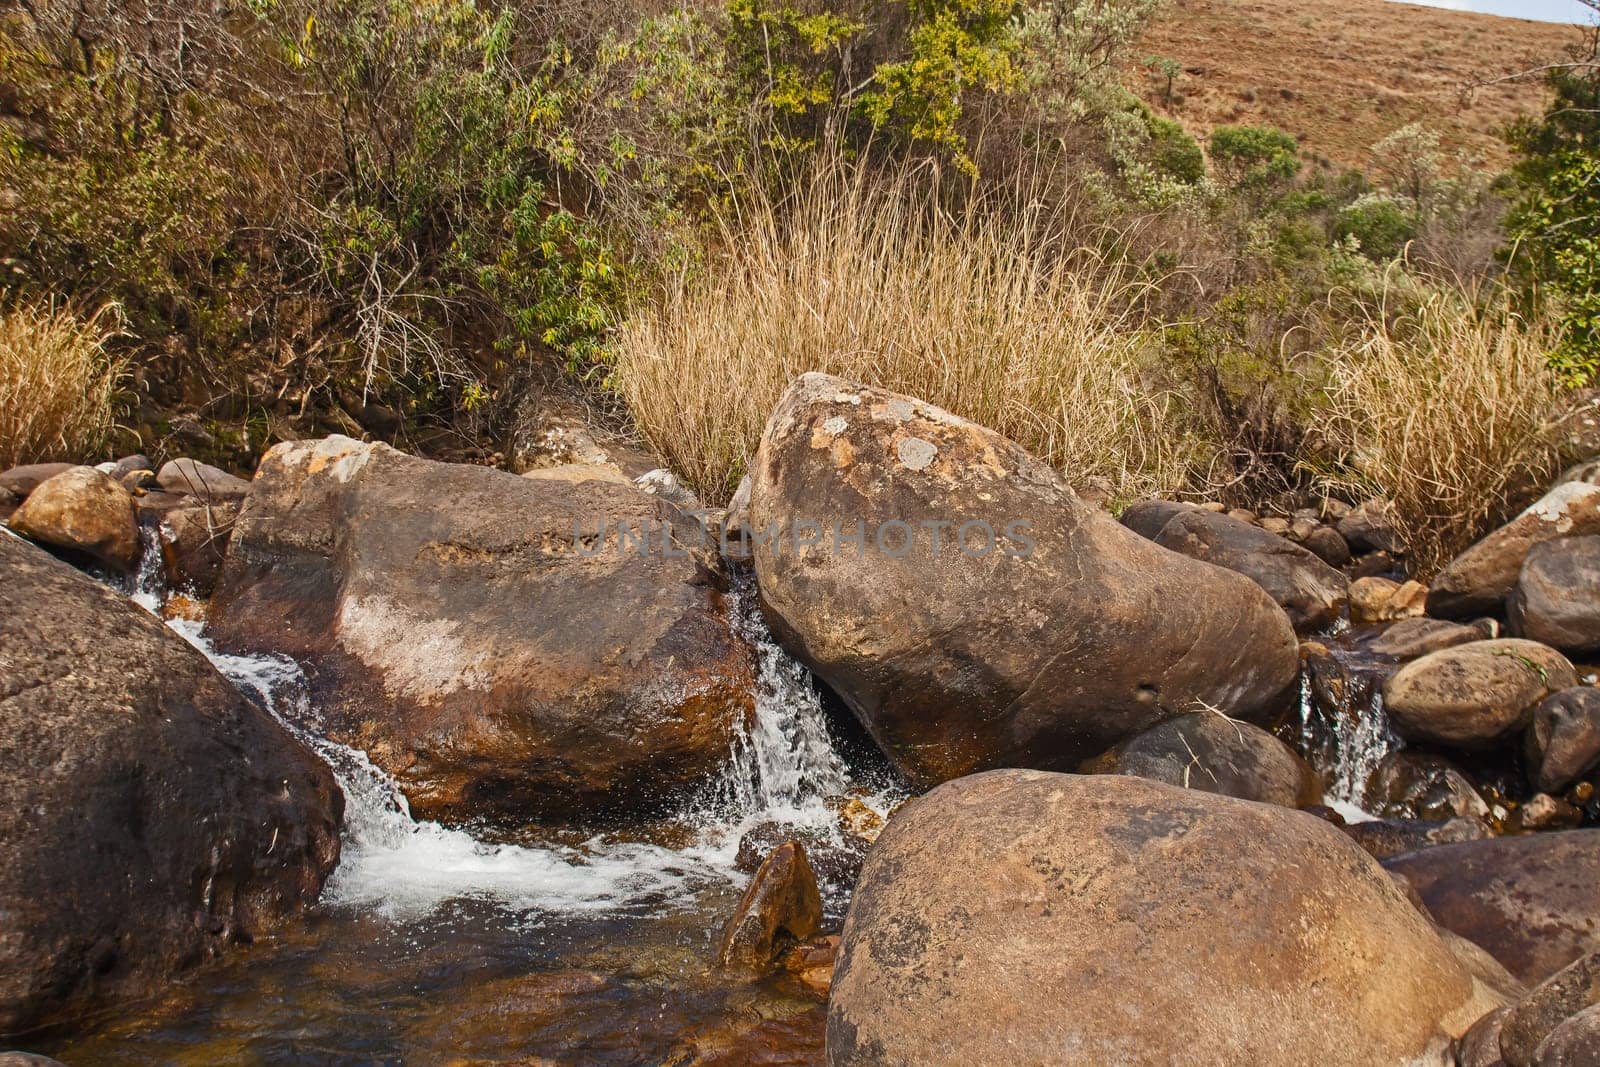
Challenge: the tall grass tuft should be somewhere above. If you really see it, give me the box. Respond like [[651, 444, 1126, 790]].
[[0, 300, 124, 470], [1320, 289, 1572, 575], [610, 164, 1211, 503]]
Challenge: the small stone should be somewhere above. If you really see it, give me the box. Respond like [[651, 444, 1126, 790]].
[[1501, 951, 1600, 1066], [1288, 517, 1319, 542], [1259, 516, 1291, 536], [1366, 617, 1485, 659], [1321, 498, 1354, 524], [1350, 576, 1428, 624], [156, 458, 252, 501], [715, 841, 823, 973], [827, 796, 885, 842], [782, 935, 839, 996], [1350, 551, 1401, 580], [1516, 793, 1583, 832], [1526, 688, 1600, 793], [1200, 501, 1227, 512], [1338, 498, 1405, 554], [1367, 751, 1490, 821], [1304, 525, 1353, 567], [1453, 1007, 1509, 1067], [1226, 508, 1257, 525], [0, 462, 73, 498]]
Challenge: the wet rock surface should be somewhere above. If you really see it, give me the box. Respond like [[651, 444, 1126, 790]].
[[828, 771, 1507, 1066], [208, 436, 755, 824], [750, 374, 1300, 789], [1526, 688, 1600, 794], [716, 841, 824, 973], [1386, 831, 1600, 984], [0, 535, 342, 1035]]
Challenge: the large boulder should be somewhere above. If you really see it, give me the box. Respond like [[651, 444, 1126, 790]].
[[1079, 711, 1320, 808], [1386, 831, 1600, 984], [0, 536, 342, 1035], [1501, 952, 1600, 1067], [1510, 537, 1600, 655], [5, 466, 139, 573], [1430, 484, 1600, 620], [828, 771, 1510, 1066], [1526, 688, 1600, 794], [0, 463, 73, 498], [1150, 508, 1349, 632], [1382, 640, 1576, 749], [208, 436, 755, 824], [1531, 1004, 1600, 1066], [749, 375, 1299, 789]]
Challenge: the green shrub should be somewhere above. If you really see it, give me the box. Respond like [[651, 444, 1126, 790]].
[[1335, 195, 1418, 261], [1208, 125, 1301, 190]]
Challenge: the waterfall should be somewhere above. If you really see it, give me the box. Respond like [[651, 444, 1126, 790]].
[[126, 535, 885, 920], [1297, 670, 1399, 817], [720, 575, 850, 823]]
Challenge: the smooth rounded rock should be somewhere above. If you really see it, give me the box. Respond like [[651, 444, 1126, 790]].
[[1153, 508, 1350, 632], [750, 375, 1300, 789], [828, 771, 1509, 1066], [1431, 483, 1600, 620], [1533, 1003, 1600, 1066], [156, 457, 252, 501], [5, 465, 139, 572], [1383, 640, 1576, 748], [1510, 536, 1600, 654], [1366, 750, 1490, 821], [1501, 952, 1600, 1067], [1526, 688, 1600, 794], [1367, 617, 1488, 660], [1079, 711, 1320, 808], [0, 536, 342, 1035], [209, 436, 754, 824], [1386, 831, 1600, 984]]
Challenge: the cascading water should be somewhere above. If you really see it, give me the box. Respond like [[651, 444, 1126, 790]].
[[130, 538, 888, 923], [1297, 653, 1400, 818]]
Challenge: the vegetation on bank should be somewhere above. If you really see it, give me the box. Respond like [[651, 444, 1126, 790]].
[[0, 0, 1596, 574]]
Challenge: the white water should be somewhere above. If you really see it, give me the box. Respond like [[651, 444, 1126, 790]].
[[1298, 671, 1400, 814], [135, 547, 885, 922]]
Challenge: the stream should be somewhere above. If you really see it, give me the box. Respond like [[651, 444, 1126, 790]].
[[38, 549, 896, 1065]]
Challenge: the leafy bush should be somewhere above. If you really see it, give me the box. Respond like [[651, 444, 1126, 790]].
[[1208, 125, 1301, 190], [0, 300, 125, 469], [1334, 195, 1417, 261]]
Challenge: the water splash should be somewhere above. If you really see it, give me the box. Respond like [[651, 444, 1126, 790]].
[[1297, 668, 1400, 814], [132, 513, 892, 922]]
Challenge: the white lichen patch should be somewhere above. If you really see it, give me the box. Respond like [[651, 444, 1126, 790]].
[[336, 594, 493, 703], [897, 437, 938, 471], [832, 391, 862, 406], [1523, 481, 1600, 530]]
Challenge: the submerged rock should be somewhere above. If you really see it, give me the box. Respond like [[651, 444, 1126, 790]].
[[1510, 537, 1600, 655], [750, 374, 1299, 789], [1526, 688, 1600, 794], [6, 465, 139, 572], [1383, 640, 1576, 749], [828, 771, 1508, 1066], [716, 841, 823, 973], [1366, 750, 1490, 822], [208, 436, 754, 824], [1079, 711, 1320, 808], [0, 536, 342, 1035], [1151, 508, 1349, 632], [1386, 831, 1600, 984], [1430, 483, 1600, 620]]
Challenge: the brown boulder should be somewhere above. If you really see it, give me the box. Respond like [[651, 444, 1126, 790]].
[[1338, 497, 1406, 555], [1366, 750, 1491, 822], [0, 462, 73, 498], [156, 457, 252, 501], [1510, 537, 1600, 654], [750, 375, 1299, 789], [1501, 952, 1600, 1067], [6, 465, 139, 572], [1116, 498, 1199, 540], [1386, 831, 1600, 984], [1455, 1008, 1510, 1067], [1366, 617, 1487, 660], [1079, 711, 1321, 808], [1152, 508, 1350, 632], [1431, 484, 1600, 620], [208, 436, 754, 824], [1532, 1003, 1600, 1066], [828, 771, 1509, 1066], [1526, 688, 1600, 794], [1383, 640, 1576, 748], [716, 841, 823, 972], [0, 536, 341, 1035]]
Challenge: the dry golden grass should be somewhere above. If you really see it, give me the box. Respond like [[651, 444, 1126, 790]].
[[1320, 288, 1572, 574], [0, 300, 124, 470], [1134, 0, 1584, 173], [611, 166, 1212, 503]]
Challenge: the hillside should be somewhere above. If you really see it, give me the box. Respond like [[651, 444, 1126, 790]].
[[1133, 0, 1589, 173]]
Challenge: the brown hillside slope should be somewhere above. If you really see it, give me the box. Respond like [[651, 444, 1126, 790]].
[[1133, 0, 1588, 173]]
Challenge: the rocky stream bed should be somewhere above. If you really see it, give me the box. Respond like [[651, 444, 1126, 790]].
[[7, 373, 1600, 1065]]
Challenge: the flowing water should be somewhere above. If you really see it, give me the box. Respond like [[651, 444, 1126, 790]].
[[39, 556, 895, 1065]]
